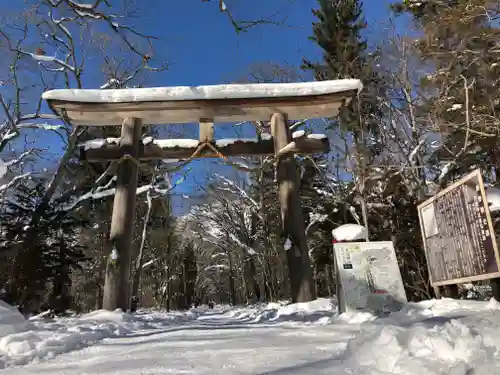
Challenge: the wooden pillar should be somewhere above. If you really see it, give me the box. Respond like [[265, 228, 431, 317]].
[[199, 120, 214, 143], [270, 113, 316, 303], [443, 284, 459, 299], [102, 117, 143, 311], [491, 278, 500, 301], [433, 286, 442, 299]]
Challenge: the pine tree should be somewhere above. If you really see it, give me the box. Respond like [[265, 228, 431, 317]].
[[1, 178, 90, 313], [302, 0, 385, 147], [302, 0, 388, 243], [303, 0, 367, 80]]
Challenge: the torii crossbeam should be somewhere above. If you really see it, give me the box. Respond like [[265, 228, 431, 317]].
[[42, 79, 363, 311]]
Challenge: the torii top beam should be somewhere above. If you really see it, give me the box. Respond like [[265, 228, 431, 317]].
[[41, 79, 362, 126]]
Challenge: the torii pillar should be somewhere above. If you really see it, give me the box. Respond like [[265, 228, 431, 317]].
[[271, 113, 316, 302]]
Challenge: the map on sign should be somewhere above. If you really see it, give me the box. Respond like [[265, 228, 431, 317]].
[[333, 241, 407, 315], [417, 169, 500, 286]]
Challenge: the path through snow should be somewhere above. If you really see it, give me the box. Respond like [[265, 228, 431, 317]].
[[1, 298, 500, 374]]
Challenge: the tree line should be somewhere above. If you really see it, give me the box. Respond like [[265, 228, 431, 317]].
[[0, 0, 499, 313]]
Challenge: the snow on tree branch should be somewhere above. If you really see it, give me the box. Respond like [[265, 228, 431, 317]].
[[0, 173, 32, 196], [305, 212, 329, 236], [228, 232, 257, 256], [62, 172, 187, 212], [214, 173, 260, 213], [0, 150, 39, 195]]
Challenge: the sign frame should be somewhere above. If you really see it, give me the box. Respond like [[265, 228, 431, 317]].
[[417, 169, 500, 287], [333, 241, 407, 315]]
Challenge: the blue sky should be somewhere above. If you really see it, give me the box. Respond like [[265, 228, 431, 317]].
[[148, 0, 404, 215], [4, 0, 405, 215]]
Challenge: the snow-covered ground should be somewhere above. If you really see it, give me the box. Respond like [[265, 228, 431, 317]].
[[1, 298, 500, 374]]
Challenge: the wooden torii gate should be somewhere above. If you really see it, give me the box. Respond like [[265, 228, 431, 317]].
[[42, 79, 362, 310]]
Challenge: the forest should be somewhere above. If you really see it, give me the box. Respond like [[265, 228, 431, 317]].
[[0, 0, 498, 314]]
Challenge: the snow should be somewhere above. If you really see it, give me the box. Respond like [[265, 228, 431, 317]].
[[215, 138, 258, 147], [307, 133, 327, 140], [409, 139, 425, 164], [292, 130, 305, 139], [141, 258, 158, 269], [447, 103, 463, 112], [68, 1, 96, 9], [80, 133, 326, 153], [306, 212, 329, 236], [284, 237, 292, 251], [141, 135, 153, 145], [291, 132, 327, 141], [0, 301, 32, 338], [80, 138, 119, 151], [486, 186, 500, 213], [228, 232, 257, 256], [332, 223, 367, 241], [153, 139, 199, 148], [2, 298, 500, 374], [162, 158, 181, 164], [80, 138, 200, 150], [100, 78, 120, 89], [0, 159, 7, 179], [42, 79, 363, 103]]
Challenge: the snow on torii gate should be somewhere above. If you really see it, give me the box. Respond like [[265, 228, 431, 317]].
[[42, 79, 362, 310]]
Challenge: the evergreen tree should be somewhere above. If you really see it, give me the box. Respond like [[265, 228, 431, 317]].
[[302, 0, 386, 152], [302, 0, 388, 242], [1, 178, 90, 313]]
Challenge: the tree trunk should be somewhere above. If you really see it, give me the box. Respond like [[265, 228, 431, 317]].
[[130, 189, 153, 312], [244, 213, 261, 303], [102, 117, 142, 311], [325, 263, 335, 297], [271, 113, 316, 303], [258, 158, 276, 300], [227, 250, 237, 305]]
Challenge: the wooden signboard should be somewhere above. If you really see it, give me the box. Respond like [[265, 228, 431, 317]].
[[417, 169, 500, 286]]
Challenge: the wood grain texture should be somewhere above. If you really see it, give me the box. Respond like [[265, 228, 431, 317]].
[[46, 91, 356, 126]]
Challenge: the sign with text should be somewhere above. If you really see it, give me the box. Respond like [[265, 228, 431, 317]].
[[417, 169, 500, 286], [333, 241, 407, 315]]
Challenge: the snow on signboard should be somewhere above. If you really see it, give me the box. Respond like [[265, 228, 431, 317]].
[[332, 224, 367, 242], [333, 241, 407, 315]]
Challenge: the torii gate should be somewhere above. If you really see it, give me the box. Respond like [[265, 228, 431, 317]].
[[42, 79, 362, 310]]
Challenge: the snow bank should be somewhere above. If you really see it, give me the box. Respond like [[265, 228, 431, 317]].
[[205, 298, 338, 325], [0, 302, 33, 338], [0, 307, 202, 368], [3, 297, 500, 373], [0, 309, 131, 367], [339, 298, 500, 374], [42, 79, 363, 103]]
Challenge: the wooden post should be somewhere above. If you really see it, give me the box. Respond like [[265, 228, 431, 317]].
[[199, 120, 214, 143], [491, 278, 500, 301], [443, 284, 459, 299], [433, 286, 442, 299], [271, 112, 316, 303], [102, 117, 143, 311]]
